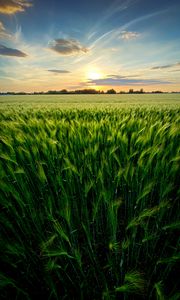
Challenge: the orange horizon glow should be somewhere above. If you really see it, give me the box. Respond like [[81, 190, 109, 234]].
[[1, 83, 180, 93]]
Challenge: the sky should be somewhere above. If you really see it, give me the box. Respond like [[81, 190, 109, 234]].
[[0, 0, 180, 92]]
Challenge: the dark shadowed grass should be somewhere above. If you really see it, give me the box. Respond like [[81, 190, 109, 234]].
[[0, 102, 180, 299]]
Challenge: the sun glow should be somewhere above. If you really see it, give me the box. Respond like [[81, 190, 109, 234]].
[[87, 68, 102, 80]]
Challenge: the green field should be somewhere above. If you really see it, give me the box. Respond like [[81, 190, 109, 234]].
[[1, 93, 180, 109], [0, 95, 180, 299]]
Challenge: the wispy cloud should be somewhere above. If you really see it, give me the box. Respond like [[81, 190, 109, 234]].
[[0, 44, 27, 57], [99, 0, 135, 23], [168, 69, 180, 72], [119, 30, 140, 40], [88, 76, 171, 86], [87, 0, 137, 40], [47, 69, 70, 74], [90, 8, 168, 49], [49, 39, 89, 56], [0, 21, 11, 39], [0, 0, 32, 15], [151, 62, 180, 70], [107, 74, 140, 79]]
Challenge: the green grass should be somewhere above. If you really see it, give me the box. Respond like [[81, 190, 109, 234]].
[[0, 95, 180, 299], [1, 93, 180, 109]]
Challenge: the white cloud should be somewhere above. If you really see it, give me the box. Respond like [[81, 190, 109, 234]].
[[120, 31, 140, 40]]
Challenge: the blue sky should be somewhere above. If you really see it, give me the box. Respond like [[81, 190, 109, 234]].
[[0, 0, 180, 92]]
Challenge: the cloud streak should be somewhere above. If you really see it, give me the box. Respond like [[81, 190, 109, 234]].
[[47, 69, 70, 74], [0, 0, 32, 14], [87, 0, 136, 40], [49, 39, 89, 56], [0, 21, 11, 39], [151, 62, 180, 70], [0, 44, 27, 57], [88, 76, 171, 86], [107, 74, 140, 79], [90, 8, 168, 49]]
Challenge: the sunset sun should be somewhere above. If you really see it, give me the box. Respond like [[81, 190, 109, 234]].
[[87, 69, 102, 80]]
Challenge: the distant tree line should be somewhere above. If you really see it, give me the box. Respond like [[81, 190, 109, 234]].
[[0, 89, 179, 95]]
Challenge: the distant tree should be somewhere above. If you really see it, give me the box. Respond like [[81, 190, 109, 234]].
[[129, 89, 134, 94], [107, 89, 116, 94], [47, 90, 58, 94], [60, 89, 68, 94], [119, 91, 126, 94], [74, 89, 99, 94], [132, 89, 144, 94], [152, 90, 163, 93]]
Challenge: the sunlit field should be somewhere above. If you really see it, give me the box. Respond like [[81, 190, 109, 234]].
[[1, 94, 180, 108], [0, 94, 180, 299]]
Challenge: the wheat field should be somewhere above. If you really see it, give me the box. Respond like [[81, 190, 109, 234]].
[[0, 95, 180, 299]]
